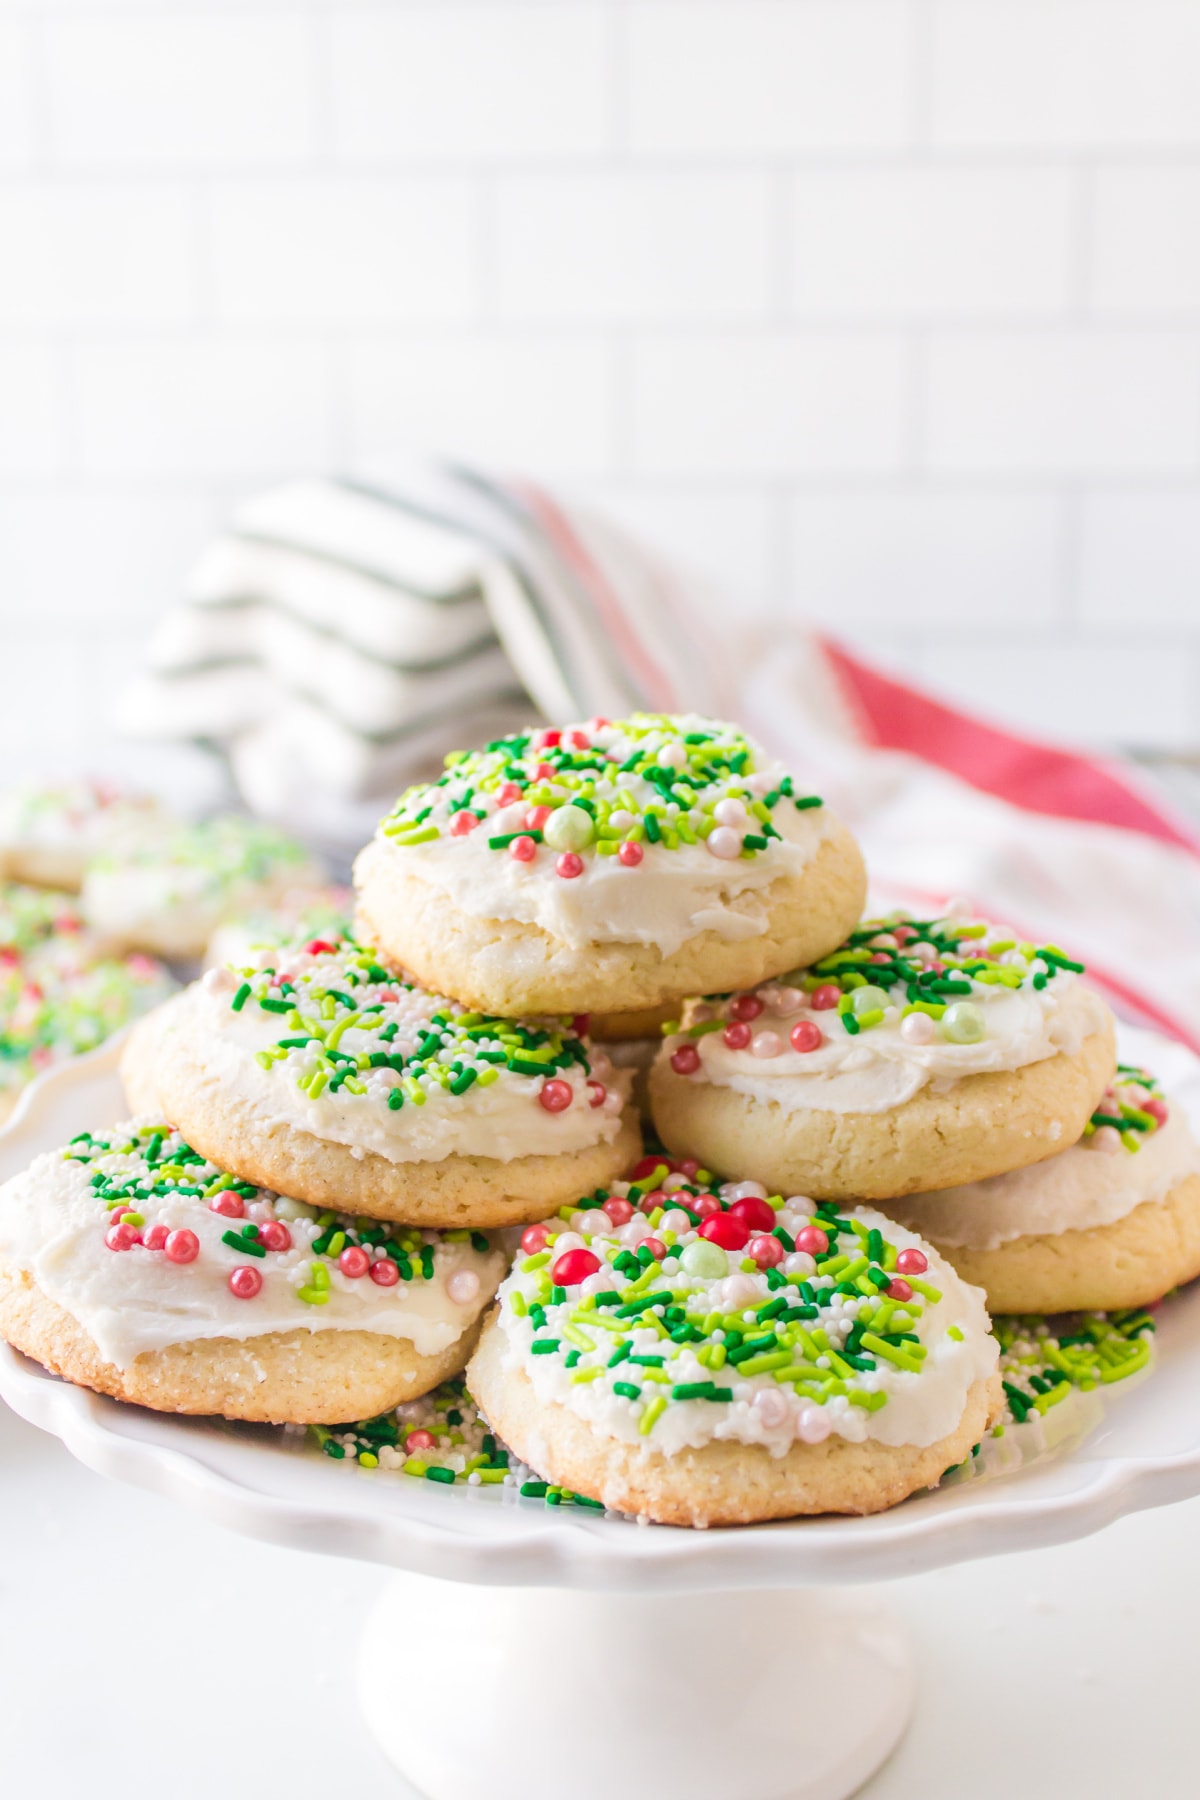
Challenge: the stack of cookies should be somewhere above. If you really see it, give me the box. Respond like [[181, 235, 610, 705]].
[[2, 712, 1193, 1529]]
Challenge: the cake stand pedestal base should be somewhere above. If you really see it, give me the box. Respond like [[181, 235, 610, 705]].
[[358, 1572, 914, 1800]]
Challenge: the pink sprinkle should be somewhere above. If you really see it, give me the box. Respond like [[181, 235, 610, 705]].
[[586, 1080, 607, 1108], [509, 835, 537, 863], [339, 1245, 371, 1279], [886, 1278, 913, 1302], [748, 1234, 785, 1269], [871, 952, 891, 964], [795, 1226, 829, 1256], [257, 1221, 292, 1253], [209, 1191, 244, 1219], [539, 1078, 574, 1112], [228, 1266, 262, 1300], [105, 1222, 139, 1252], [723, 1021, 752, 1050], [895, 1248, 928, 1276], [369, 1257, 400, 1287], [165, 1229, 199, 1265], [730, 994, 765, 1022], [556, 852, 584, 879], [141, 1224, 170, 1252], [602, 1197, 634, 1226], [670, 1042, 700, 1075], [790, 1020, 823, 1053], [450, 810, 479, 837], [810, 985, 842, 1012], [618, 840, 643, 868], [521, 1222, 552, 1254]]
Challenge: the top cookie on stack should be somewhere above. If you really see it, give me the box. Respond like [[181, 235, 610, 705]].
[[353, 713, 866, 1025]]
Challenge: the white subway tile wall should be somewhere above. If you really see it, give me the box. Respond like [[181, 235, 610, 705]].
[[1, 0, 1198, 773]]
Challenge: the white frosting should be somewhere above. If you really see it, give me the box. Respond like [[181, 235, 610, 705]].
[[886, 1105, 1200, 1249], [497, 1203, 996, 1453], [160, 968, 631, 1165], [662, 977, 1109, 1116], [0, 1132, 505, 1367]]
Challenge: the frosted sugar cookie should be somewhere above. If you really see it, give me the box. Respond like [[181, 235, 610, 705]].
[[0, 779, 169, 890], [83, 814, 325, 961], [0, 1121, 506, 1422], [880, 1068, 1200, 1313], [650, 911, 1116, 1202], [467, 1160, 1000, 1526], [120, 934, 640, 1229], [203, 883, 351, 971], [354, 713, 866, 1020]]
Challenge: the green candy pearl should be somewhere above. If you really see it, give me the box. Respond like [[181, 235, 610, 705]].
[[681, 1239, 728, 1278], [940, 1001, 986, 1044], [851, 984, 890, 1016], [543, 805, 595, 853]]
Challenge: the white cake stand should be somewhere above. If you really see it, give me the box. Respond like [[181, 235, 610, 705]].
[[4, 1027, 1200, 1800]]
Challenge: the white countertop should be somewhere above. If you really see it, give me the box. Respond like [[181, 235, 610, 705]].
[[4, 1392, 1196, 1798]]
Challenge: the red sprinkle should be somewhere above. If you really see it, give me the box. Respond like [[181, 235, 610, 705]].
[[209, 1191, 245, 1219], [105, 1222, 139, 1252], [141, 1224, 170, 1252], [810, 985, 842, 1011], [886, 1278, 914, 1302], [369, 1257, 400, 1287], [521, 1222, 552, 1254], [450, 810, 479, 837], [229, 1266, 262, 1299], [257, 1221, 292, 1253], [632, 1154, 667, 1180], [556, 852, 584, 879], [540, 729, 562, 749], [165, 1229, 199, 1264], [551, 1248, 602, 1286], [304, 939, 337, 956], [790, 1020, 824, 1053], [895, 1248, 928, 1276], [509, 835, 538, 863], [670, 1043, 700, 1075], [728, 1195, 776, 1234], [339, 1245, 371, 1279], [617, 840, 643, 868], [406, 1429, 436, 1452], [722, 1022, 752, 1050], [586, 1080, 607, 1108], [795, 1226, 829, 1256], [602, 1197, 634, 1226], [539, 1078, 574, 1112], [748, 1234, 785, 1269], [730, 994, 765, 1022], [699, 1213, 750, 1252]]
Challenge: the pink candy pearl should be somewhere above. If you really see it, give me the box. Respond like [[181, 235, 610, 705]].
[[618, 840, 643, 868], [602, 1197, 633, 1227], [521, 1222, 552, 1253], [556, 852, 584, 879], [525, 805, 552, 831], [754, 1388, 789, 1429], [141, 1224, 170, 1252], [539, 1078, 574, 1112], [886, 1278, 914, 1302], [797, 1406, 832, 1445], [587, 1080, 607, 1107], [795, 1226, 829, 1256], [228, 1266, 263, 1299], [748, 1234, 784, 1269], [810, 985, 841, 1011], [751, 1030, 783, 1059], [895, 1247, 928, 1275], [730, 993, 765, 1022], [406, 1429, 436, 1452], [165, 1229, 199, 1264], [642, 1237, 667, 1261], [447, 1269, 481, 1304], [339, 1245, 371, 1279], [450, 810, 478, 837], [257, 1221, 292, 1253], [706, 826, 742, 861], [1091, 1125, 1122, 1154], [670, 1043, 700, 1076], [497, 782, 522, 805], [369, 1257, 400, 1287], [1145, 1097, 1169, 1125], [790, 1020, 823, 1054], [105, 1222, 139, 1252], [723, 1021, 751, 1050], [209, 1191, 244, 1219], [509, 835, 537, 863], [773, 986, 804, 1016], [900, 1012, 935, 1046], [692, 1194, 722, 1221]]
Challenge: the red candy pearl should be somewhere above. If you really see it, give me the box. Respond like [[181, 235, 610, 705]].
[[520, 1222, 552, 1254], [632, 1155, 665, 1180], [105, 1222, 139, 1252], [339, 1245, 371, 1279], [304, 938, 337, 956], [369, 1257, 400, 1287], [229, 1266, 263, 1299], [551, 1248, 602, 1286], [730, 994, 765, 1022], [722, 1022, 752, 1050], [617, 840, 643, 868], [693, 1194, 722, 1220], [586, 1080, 607, 1108], [497, 782, 523, 805], [539, 1079, 574, 1112], [886, 1278, 914, 1302], [748, 1234, 784, 1269], [450, 810, 478, 837], [670, 1043, 700, 1075], [795, 1226, 829, 1256], [790, 1020, 824, 1053], [164, 1228, 199, 1264], [406, 1429, 436, 1452], [699, 1213, 751, 1252], [541, 729, 562, 748], [257, 1221, 293, 1253], [637, 1189, 667, 1214], [509, 835, 537, 863], [729, 1195, 776, 1234], [679, 1159, 700, 1178], [556, 852, 584, 879], [810, 985, 842, 1011], [895, 1248, 928, 1276], [141, 1224, 170, 1252], [209, 1191, 244, 1219], [602, 1197, 633, 1226], [642, 1237, 666, 1261]]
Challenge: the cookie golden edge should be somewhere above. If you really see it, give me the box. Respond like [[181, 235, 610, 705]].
[[0, 1260, 483, 1424], [911, 1172, 1200, 1315], [649, 1009, 1117, 1202], [468, 1314, 1002, 1527], [353, 820, 868, 1018], [120, 1012, 643, 1230]]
